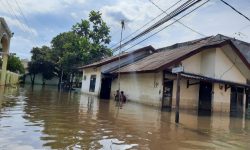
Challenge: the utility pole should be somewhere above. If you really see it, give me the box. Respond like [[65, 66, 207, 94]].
[[118, 20, 125, 106], [172, 65, 183, 123], [175, 72, 181, 123]]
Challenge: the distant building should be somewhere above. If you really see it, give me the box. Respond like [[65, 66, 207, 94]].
[[80, 34, 250, 115], [21, 58, 29, 73]]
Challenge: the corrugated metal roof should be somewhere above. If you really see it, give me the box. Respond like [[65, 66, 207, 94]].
[[114, 36, 227, 73], [79, 45, 155, 69], [213, 34, 250, 64]]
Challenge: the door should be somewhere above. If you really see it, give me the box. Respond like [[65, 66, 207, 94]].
[[89, 75, 96, 92], [100, 77, 112, 99], [230, 86, 244, 117], [246, 88, 250, 110], [162, 80, 173, 109], [198, 82, 212, 112]]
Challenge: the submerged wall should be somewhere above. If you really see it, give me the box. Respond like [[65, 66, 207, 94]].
[[111, 72, 163, 107], [0, 70, 19, 85], [171, 78, 200, 110]]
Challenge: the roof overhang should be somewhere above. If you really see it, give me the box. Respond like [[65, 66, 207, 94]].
[[0, 17, 12, 38], [169, 71, 250, 88]]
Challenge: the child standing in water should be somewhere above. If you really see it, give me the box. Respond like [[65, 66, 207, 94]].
[[121, 91, 126, 103]]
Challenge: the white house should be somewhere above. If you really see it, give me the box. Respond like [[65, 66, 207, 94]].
[[79, 46, 156, 99], [111, 35, 250, 115]]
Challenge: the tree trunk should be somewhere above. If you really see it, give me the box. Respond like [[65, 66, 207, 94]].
[[70, 73, 75, 91], [30, 74, 36, 86], [42, 77, 46, 86], [58, 69, 63, 90]]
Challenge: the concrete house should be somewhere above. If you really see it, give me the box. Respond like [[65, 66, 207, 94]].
[[111, 35, 250, 115], [79, 46, 155, 99]]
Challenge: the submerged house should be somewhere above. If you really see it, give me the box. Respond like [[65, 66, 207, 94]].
[[79, 46, 155, 99], [80, 34, 250, 114], [111, 35, 250, 114]]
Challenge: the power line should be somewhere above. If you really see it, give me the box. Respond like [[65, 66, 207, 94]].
[[148, 0, 206, 37], [220, 0, 250, 22], [5, 0, 28, 31], [124, 0, 210, 52], [112, 0, 203, 52], [109, 0, 183, 49], [14, 0, 33, 34]]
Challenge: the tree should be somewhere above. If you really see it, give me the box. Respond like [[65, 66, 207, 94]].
[[51, 10, 112, 88], [28, 46, 56, 85], [72, 10, 112, 63], [0, 55, 25, 74], [27, 61, 40, 85]]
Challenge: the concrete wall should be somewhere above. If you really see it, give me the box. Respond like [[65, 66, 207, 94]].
[[214, 48, 246, 83], [212, 83, 231, 112], [171, 47, 247, 112], [0, 70, 19, 85], [81, 67, 102, 95], [172, 78, 200, 109], [111, 72, 163, 107]]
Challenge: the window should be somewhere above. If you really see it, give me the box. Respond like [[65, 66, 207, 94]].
[[89, 75, 96, 92]]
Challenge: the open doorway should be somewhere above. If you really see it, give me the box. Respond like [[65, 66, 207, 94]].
[[162, 80, 173, 109], [198, 82, 212, 113], [230, 86, 244, 117], [100, 77, 112, 99], [89, 75, 96, 92]]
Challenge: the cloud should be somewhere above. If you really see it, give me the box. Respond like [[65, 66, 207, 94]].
[[4, 16, 38, 36], [0, 0, 87, 15]]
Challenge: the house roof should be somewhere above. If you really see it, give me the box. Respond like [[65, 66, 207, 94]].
[[79, 45, 155, 69], [213, 34, 250, 64], [0, 17, 12, 37], [113, 35, 250, 73]]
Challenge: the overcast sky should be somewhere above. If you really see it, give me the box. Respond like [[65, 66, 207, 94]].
[[0, 0, 250, 59]]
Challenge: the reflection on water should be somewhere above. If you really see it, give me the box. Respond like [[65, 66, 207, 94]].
[[0, 85, 250, 149]]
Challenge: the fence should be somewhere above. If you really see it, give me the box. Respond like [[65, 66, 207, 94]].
[[0, 70, 20, 85]]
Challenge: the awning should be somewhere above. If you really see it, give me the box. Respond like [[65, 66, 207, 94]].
[[166, 71, 250, 88]]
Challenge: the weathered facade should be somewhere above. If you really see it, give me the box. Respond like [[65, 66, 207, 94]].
[[112, 35, 250, 114], [0, 17, 12, 85], [80, 34, 250, 114]]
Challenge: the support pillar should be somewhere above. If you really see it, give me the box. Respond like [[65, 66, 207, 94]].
[[0, 53, 8, 85]]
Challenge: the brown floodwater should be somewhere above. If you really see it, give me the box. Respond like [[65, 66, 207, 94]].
[[0, 85, 250, 150]]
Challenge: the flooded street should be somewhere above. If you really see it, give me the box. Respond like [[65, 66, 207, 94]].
[[0, 86, 250, 150]]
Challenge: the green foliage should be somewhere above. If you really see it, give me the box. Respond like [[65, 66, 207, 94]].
[[28, 10, 112, 86], [72, 10, 112, 63], [7, 55, 25, 74], [28, 46, 56, 85], [0, 55, 25, 74]]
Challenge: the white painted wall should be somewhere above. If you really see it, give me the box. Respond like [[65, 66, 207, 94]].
[[172, 78, 200, 109], [81, 49, 153, 96], [182, 52, 201, 74], [81, 67, 102, 95], [212, 83, 231, 112], [171, 47, 247, 111], [215, 48, 246, 84], [111, 72, 163, 107]]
